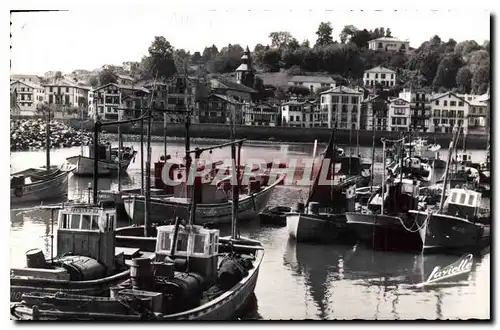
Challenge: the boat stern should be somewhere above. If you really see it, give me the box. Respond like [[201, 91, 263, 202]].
[[286, 213, 300, 239]]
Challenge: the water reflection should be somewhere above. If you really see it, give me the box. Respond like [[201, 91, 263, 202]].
[[283, 239, 489, 320]]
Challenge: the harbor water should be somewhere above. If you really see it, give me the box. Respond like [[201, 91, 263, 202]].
[[10, 141, 490, 320]]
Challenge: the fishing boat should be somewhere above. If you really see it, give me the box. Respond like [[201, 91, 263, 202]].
[[121, 170, 284, 226], [11, 124, 266, 320], [389, 156, 433, 185], [65, 143, 137, 177], [10, 222, 264, 320], [286, 129, 361, 244], [258, 206, 291, 226], [409, 126, 490, 253], [10, 166, 73, 206], [409, 188, 490, 253], [10, 204, 152, 303]]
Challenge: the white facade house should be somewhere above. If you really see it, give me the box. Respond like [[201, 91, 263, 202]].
[[363, 66, 397, 88], [388, 98, 411, 132], [457, 93, 488, 133], [10, 80, 45, 115], [368, 37, 410, 52], [92, 83, 149, 121], [281, 99, 319, 128], [320, 86, 362, 129], [430, 92, 470, 134], [288, 76, 336, 93]]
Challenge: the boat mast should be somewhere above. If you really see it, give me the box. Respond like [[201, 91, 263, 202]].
[[163, 79, 169, 161], [45, 105, 51, 171], [381, 138, 386, 215], [144, 75, 158, 237], [140, 99, 145, 195], [117, 124, 122, 192], [438, 125, 459, 212], [370, 98, 376, 193], [230, 95, 240, 239]]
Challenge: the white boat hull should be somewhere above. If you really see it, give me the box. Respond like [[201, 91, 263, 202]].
[[10, 170, 70, 206]]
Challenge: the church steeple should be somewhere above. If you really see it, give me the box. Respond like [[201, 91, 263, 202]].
[[235, 46, 254, 88]]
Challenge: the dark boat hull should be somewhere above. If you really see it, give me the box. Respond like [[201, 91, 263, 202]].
[[345, 212, 422, 251], [410, 211, 490, 253], [122, 178, 282, 226], [10, 269, 130, 303], [286, 212, 355, 244], [11, 238, 263, 321]]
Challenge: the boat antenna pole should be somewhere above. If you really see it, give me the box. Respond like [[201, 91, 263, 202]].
[[45, 105, 51, 171], [438, 125, 459, 213], [399, 134, 404, 184], [50, 208, 54, 263], [117, 124, 122, 192], [144, 73, 158, 237], [93, 120, 100, 205], [163, 78, 169, 161], [231, 96, 239, 240], [381, 138, 386, 216], [140, 97, 145, 195], [370, 100, 376, 193], [184, 66, 191, 200]]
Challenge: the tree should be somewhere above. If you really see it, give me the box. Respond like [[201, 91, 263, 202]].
[[288, 38, 300, 51], [301, 39, 310, 48], [268, 31, 294, 49], [202, 45, 219, 63], [99, 68, 117, 85], [261, 49, 281, 72], [274, 86, 286, 100], [174, 49, 191, 72], [254, 43, 266, 52], [339, 25, 358, 44], [191, 51, 202, 63], [389, 52, 407, 70], [89, 76, 99, 87], [471, 61, 490, 94], [385, 28, 392, 37], [456, 66, 473, 94], [315, 22, 334, 47], [55, 71, 62, 80], [432, 54, 463, 91], [454, 40, 481, 56], [350, 29, 372, 48], [145, 36, 177, 80], [288, 85, 310, 96]]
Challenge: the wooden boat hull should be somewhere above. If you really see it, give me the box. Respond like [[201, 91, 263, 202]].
[[122, 177, 283, 226], [10, 269, 130, 303], [409, 211, 491, 253], [286, 212, 355, 244], [66, 155, 133, 177], [345, 212, 422, 251], [10, 170, 70, 206], [11, 238, 263, 321]]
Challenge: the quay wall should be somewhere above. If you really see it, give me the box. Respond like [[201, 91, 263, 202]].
[[74, 120, 488, 149], [11, 116, 488, 149]]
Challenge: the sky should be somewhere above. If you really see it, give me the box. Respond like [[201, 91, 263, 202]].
[[10, 5, 491, 75]]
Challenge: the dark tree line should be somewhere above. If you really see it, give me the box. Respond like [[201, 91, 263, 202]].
[[96, 24, 490, 95]]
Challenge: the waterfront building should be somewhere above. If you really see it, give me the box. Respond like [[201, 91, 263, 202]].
[[280, 99, 319, 128], [243, 102, 279, 126], [10, 74, 43, 85], [457, 93, 489, 134], [288, 75, 336, 94], [361, 95, 390, 131], [143, 75, 204, 123], [116, 74, 134, 85], [10, 80, 46, 115], [91, 83, 149, 121], [399, 89, 432, 133], [429, 91, 469, 134], [368, 37, 410, 52], [199, 93, 247, 125], [320, 86, 362, 129], [42, 80, 90, 118], [387, 97, 411, 132], [363, 66, 397, 88]]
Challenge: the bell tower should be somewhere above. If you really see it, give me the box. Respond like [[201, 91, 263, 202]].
[[235, 46, 255, 88]]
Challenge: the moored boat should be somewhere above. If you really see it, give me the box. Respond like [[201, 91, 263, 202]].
[[286, 129, 362, 244], [10, 223, 264, 320], [65, 144, 137, 177], [259, 205, 291, 226], [122, 173, 284, 226], [10, 167, 73, 206], [10, 204, 152, 303], [409, 188, 490, 253], [345, 178, 426, 251]]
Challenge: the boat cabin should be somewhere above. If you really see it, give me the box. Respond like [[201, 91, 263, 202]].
[[57, 205, 117, 273], [369, 178, 420, 214], [155, 225, 219, 283], [445, 188, 482, 221], [456, 152, 473, 165]]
